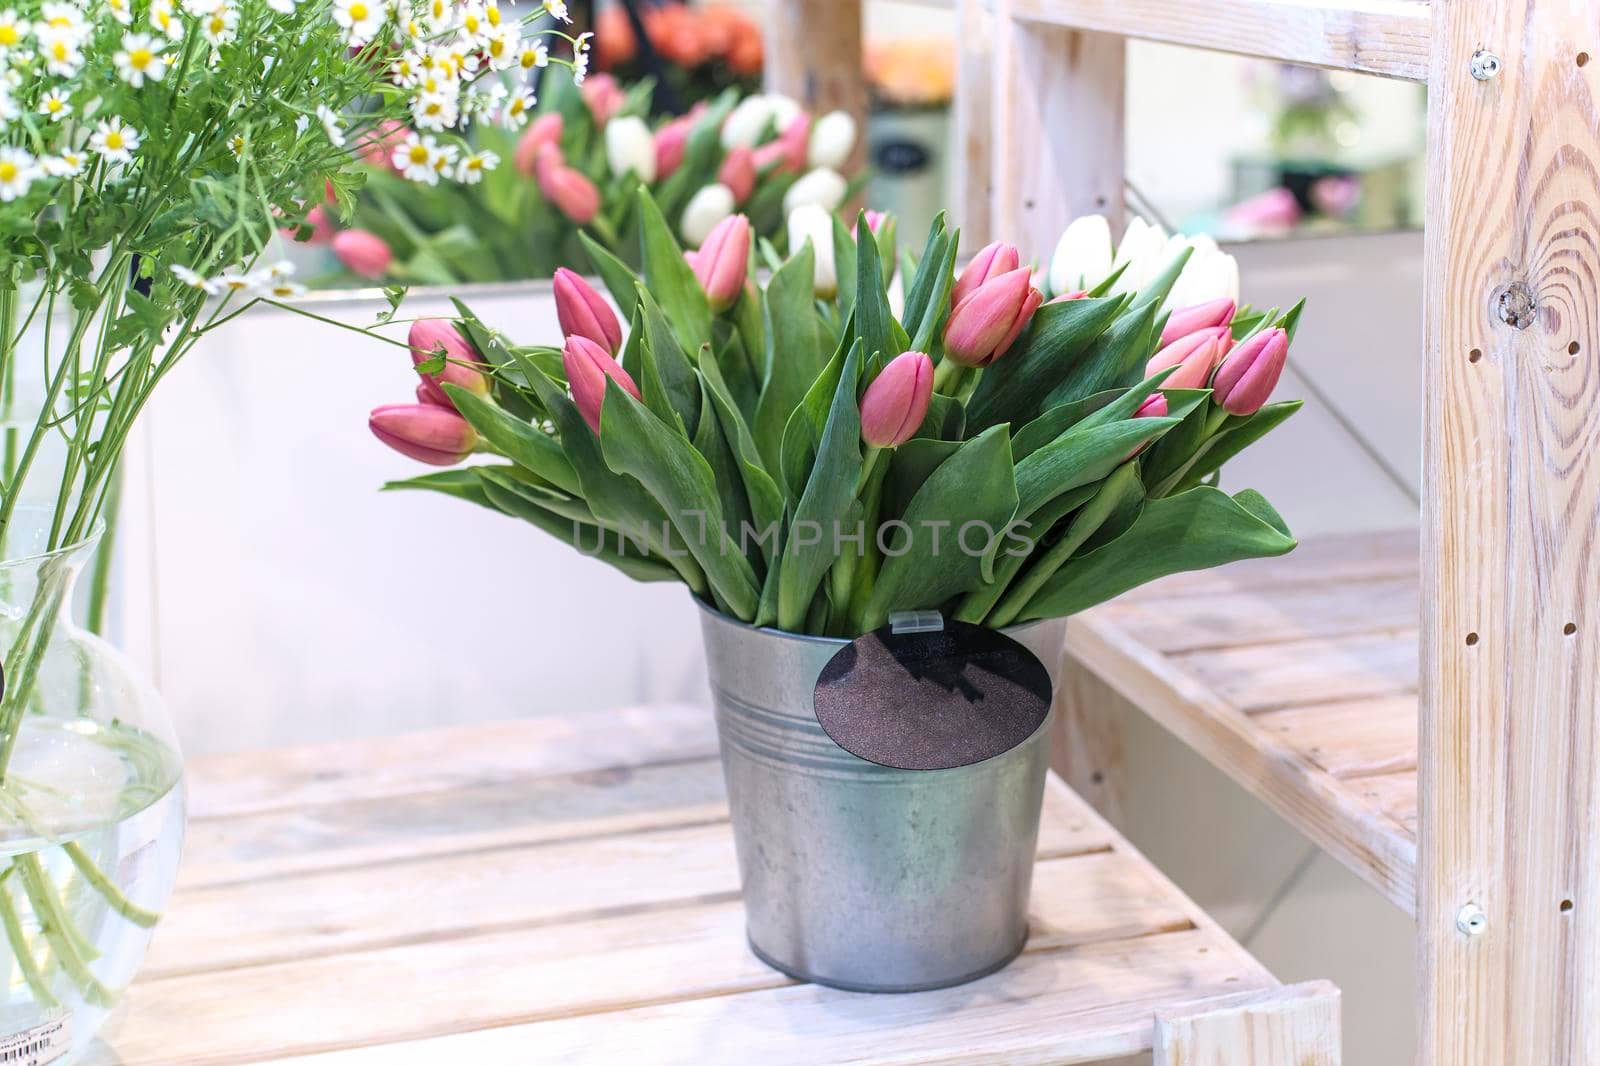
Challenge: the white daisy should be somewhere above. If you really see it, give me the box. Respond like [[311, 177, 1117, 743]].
[[105, 0, 134, 25], [542, 0, 569, 23], [517, 41, 548, 72], [0, 147, 35, 202], [41, 150, 85, 177], [410, 91, 457, 131], [215, 270, 264, 294], [501, 87, 534, 129], [37, 3, 87, 42], [0, 13, 30, 54], [482, 25, 517, 69], [393, 131, 442, 182], [456, 149, 497, 184], [197, 4, 237, 45], [317, 104, 345, 146], [149, 0, 182, 39], [572, 31, 591, 84], [114, 32, 165, 86], [266, 0, 297, 12], [170, 264, 220, 294], [266, 260, 295, 280], [332, 0, 383, 45], [38, 30, 85, 77], [423, 0, 450, 32], [227, 132, 246, 158], [90, 117, 141, 164], [264, 280, 306, 298], [38, 89, 71, 121], [0, 93, 20, 127], [455, 2, 488, 45], [429, 140, 459, 181]]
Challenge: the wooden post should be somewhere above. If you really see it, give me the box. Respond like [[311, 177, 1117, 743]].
[[1052, 652, 1129, 826], [763, 0, 868, 177], [1153, 982, 1341, 1065], [1420, 2, 1600, 1062], [953, 0, 997, 249], [991, 4, 1125, 262]]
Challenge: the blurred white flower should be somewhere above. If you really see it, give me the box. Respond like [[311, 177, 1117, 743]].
[[1110, 216, 1170, 295], [680, 183, 735, 247], [149, 0, 182, 39], [783, 167, 847, 216], [197, 4, 238, 46], [787, 203, 838, 298], [424, 0, 451, 31], [90, 117, 140, 164], [572, 31, 591, 84], [411, 91, 459, 131], [333, 0, 383, 45], [106, 0, 135, 25], [483, 25, 518, 70], [170, 264, 220, 294], [39, 31, 85, 77], [456, 149, 498, 184], [41, 150, 85, 178], [456, 2, 489, 46], [518, 42, 548, 72], [0, 147, 36, 202], [38, 3, 87, 42], [721, 95, 774, 150], [501, 87, 535, 128], [544, 0, 570, 23], [604, 116, 656, 183], [807, 111, 856, 171], [0, 13, 29, 55], [1047, 214, 1113, 296], [317, 104, 345, 146], [266, 0, 298, 13]]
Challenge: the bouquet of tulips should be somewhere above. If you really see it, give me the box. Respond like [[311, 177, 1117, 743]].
[[324, 73, 861, 285], [368, 190, 1301, 637]]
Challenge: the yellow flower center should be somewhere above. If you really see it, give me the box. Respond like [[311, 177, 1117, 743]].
[[0, 163, 17, 183], [509, 99, 525, 116], [131, 48, 152, 69], [466, 158, 481, 171], [0, 27, 17, 45], [106, 132, 125, 149], [463, 14, 478, 31], [408, 145, 429, 164], [488, 39, 504, 57], [349, 2, 368, 20], [50, 41, 68, 60], [486, 5, 499, 25], [46, 99, 62, 113], [208, 15, 224, 32]]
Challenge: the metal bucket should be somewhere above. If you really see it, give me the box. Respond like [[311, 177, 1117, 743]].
[[697, 605, 1069, 993]]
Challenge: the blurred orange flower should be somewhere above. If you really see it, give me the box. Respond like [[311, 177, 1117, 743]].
[[866, 37, 955, 106], [595, 2, 763, 77]]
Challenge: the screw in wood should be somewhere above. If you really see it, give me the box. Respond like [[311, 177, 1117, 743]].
[[1471, 50, 1503, 81], [1457, 903, 1488, 936]]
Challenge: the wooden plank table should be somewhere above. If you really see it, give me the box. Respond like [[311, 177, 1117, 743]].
[[1062, 530, 1420, 912], [84, 705, 1335, 1064]]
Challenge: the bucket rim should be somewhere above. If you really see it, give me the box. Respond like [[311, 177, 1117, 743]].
[[691, 595, 1063, 648]]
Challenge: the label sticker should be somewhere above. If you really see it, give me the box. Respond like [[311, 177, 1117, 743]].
[[0, 1015, 72, 1066]]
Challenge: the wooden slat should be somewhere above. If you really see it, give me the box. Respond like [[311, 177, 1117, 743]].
[[953, 0, 998, 247], [1420, 1, 1600, 1060], [763, 0, 867, 177], [1065, 532, 1419, 912], [1009, 0, 1431, 82], [1154, 981, 1342, 1065]]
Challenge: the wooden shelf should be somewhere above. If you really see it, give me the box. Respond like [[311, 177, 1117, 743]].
[[1008, 0, 1432, 82], [1064, 531, 1420, 913], [88, 707, 1336, 1064]]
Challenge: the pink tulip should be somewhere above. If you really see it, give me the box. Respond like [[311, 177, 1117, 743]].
[[689, 215, 751, 312], [409, 320, 488, 408], [1145, 325, 1231, 390], [305, 205, 336, 245], [653, 109, 700, 179], [553, 268, 624, 354], [369, 403, 478, 466], [864, 210, 888, 233], [861, 351, 934, 448], [1159, 298, 1237, 347], [515, 113, 564, 178], [563, 335, 641, 434], [416, 382, 448, 408], [1124, 392, 1169, 459], [538, 156, 601, 225], [357, 119, 408, 173], [942, 267, 1043, 368], [718, 145, 757, 204], [950, 241, 1021, 310], [582, 73, 624, 126], [332, 229, 392, 279], [1212, 327, 1289, 416], [1048, 289, 1089, 304]]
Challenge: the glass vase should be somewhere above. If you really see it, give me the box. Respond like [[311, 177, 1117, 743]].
[[0, 508, 184, 1063]]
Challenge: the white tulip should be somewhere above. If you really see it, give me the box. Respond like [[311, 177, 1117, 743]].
[[787, 203, 838, 298], [1167, 235, 1240, 309], [807, 110, 857, 170], [783, 167, 847, 216], [681, 183, 737, 248], [604, 116, 657, 184], [1047, 214, 1113, 296], [1110, 216, 1171, 295], [887, 270, 905, 320], [721, 96, 776, 150], [764, 93, 802, 131]]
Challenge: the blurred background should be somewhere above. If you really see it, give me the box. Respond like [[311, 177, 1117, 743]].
[[108, 2, 1425, 1061]]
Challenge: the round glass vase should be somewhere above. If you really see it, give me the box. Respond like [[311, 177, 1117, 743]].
[[0, 511, 184, 1062]]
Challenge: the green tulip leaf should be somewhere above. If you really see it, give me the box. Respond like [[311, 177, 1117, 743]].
[[1171, 400, 1304, 496], [444, 385, 580, 497], [776, 310, 854, 502], [699, 355, 785, 567], [1012, 414, 1177, 522], [578, 231, 643, 325], [636, 285, 702, 437], [476, 470, 679, 584], [1039, 298, 1159, 411], [852, 212, 908, 367], [382, 468, 494, 508], [635, 187, 712, 355], [755, 242, 829, 473], [966, 296, 1125, 431]]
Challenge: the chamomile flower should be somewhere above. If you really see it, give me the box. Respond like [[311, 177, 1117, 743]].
[[317, 104, 345, 146], [483, 25, 517, 69], [0, 93, 18, 127], [543, 0, 569, 23], [105, 0, 135, 26], [572, 31, 592, 84], [41, 150, 85, 177], [456, 149, 497, 184], [227, 133, 246, 157], [266, 261, 296, 280], [39, 31, 85, 77], [215, 270, 263, 294], [90, 117, 140, 164], [114, 32, 165, 87], [0, 13, 30, 54], [38, 3, 87, 42], [38, 88, 71, 121], [0, 147, 35, 202], [170, 264, 220, 294], [197, 4, 238, 45], [517, 41, 548, 72], [501, 87, 534, 129], [429, 140, 459, 181], [266, 0, 297, 13], [393, 131, 443, 182], [149, 0, 182, 39], [332, 0, 384, 45], [410, 91, 457, 131], [423, 0, 450, 32], [455, 2, 489, 45], [264, 279, 307, 298]]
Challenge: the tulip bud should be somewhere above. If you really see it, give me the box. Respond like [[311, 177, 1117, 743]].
[[1212, 327, 1289, 416], [303, 205, 336, 245], [553, 268, 623, 354], [718, 145, 757, 203], [369, 403, 478, 466], [943, 267, 1044, 368], [1110, 216, 1170, 295], [680, 183, 737, 248], [563, 334, 642, 434], [416, 382, 447, 408], [653, 111, 697, 180], [864, 210, 888, 233], [514, 112, 564, 178], [1145, 325, 1230, 390], [763, 113, 810, 174], [1048, 214, 1113, 296], [1166, 236, 1240, 309], [690, 214, 751, 312], [860, 351, 934, 448], [721, 95, 776, 150], [1123, 392, 1169, 460], [783, 167, 847, 217], [787, 203, 838, 298], [950, 241, 1021, 310], [409, 319, 488, 408], [1048, 289, 1089, 304], [332, 229, 392, 279], [1160, 298, 1236, 347], [581, 72, 624, 127], [807, 110, 857, 170], [765, 94, 802, 131], [357, 119, 408, 173], [604, 115, 657, 183], [539, 159, 601, 225]]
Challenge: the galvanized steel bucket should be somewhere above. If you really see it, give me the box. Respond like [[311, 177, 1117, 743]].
[[697, 605, 1069, 993]]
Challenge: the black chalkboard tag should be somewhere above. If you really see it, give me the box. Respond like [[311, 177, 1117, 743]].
[[813, 613, 1052, 771]]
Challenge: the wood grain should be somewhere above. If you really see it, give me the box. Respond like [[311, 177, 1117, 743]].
[[953, 0, 997, 247], [1420, 1, 1600, 1061], [763, 0, 868, 177], [1009, 0, 1431, 82], [1154, 981, 1342, 1065]]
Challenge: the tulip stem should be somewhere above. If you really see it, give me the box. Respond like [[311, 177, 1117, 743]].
[[932, 359, 969, 396], [827, 448, 886, 626]]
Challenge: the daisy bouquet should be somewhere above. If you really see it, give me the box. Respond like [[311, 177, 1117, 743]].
[[366, 190, 1303, 638], [322, 73, 864, 285]]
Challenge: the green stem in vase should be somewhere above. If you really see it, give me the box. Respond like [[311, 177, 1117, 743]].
[[0, 866, 59, 1011], [16, 855, 114, 1008], [63, 843, 159, 929]]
